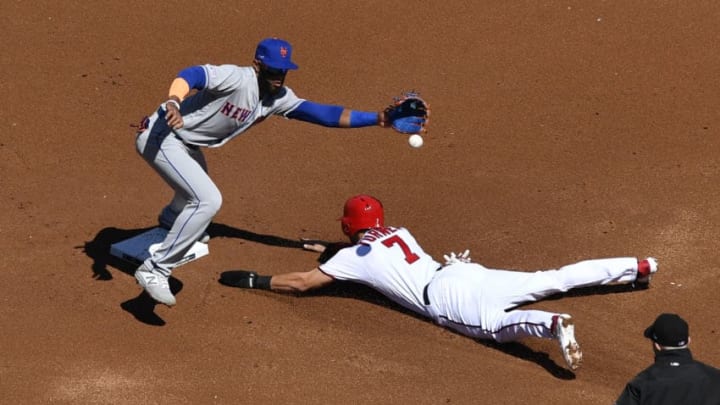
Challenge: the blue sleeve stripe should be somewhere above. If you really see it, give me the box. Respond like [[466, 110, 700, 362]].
[[177, 66, 207, 90], [287, 101, 343, 127], [349, 110, 378, 127]]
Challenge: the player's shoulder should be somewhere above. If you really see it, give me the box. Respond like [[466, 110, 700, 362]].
[[277, 85, 298, 98], [697, 360, 720, 377], [204, 64, 253, 76], [396, 226, 414, 236], [206, 63, 248, 69], [265, 86, 304, 112]]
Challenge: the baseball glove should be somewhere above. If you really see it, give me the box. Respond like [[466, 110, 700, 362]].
[[383, 92, 430, 134]]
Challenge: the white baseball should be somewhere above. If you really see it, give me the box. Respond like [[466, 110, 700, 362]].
[[408, 134, 424, 148]]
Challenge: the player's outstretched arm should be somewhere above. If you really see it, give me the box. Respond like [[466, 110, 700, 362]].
[[219, 268, 333, 293], [286, 97, 429, 132], [271, 268, 334, 292], [287, 101, 382, 128]]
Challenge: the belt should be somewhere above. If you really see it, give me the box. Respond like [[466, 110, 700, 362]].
[[422, 284, 431, 306], [174, 133, 199, 150], [422, 266, 443, 306]]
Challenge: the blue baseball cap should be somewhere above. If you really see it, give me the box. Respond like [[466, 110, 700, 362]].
[[254, 38, 299, 70]]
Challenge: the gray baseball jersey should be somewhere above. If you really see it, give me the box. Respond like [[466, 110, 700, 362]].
[[173, 64, 304, 147], [135, 63, 304, 277]]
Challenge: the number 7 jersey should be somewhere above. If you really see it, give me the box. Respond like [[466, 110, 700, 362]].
[[319, 226, 442, 315]]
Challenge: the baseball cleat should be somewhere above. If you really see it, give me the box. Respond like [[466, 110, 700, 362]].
[[635, 257, 658, 284], [134, 263, 176, 306], [554, 314, 583, 370]]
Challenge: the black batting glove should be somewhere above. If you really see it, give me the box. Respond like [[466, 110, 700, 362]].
[[219, 270, 271, 290]]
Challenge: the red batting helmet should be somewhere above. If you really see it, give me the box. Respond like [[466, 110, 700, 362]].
[[341, 195, 385, 237]]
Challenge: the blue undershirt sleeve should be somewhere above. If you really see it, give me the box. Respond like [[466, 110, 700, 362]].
[[287, 101, 378, 128], [177, 66, 207, 90], [348, 110, 379, 127], [287, 101, 343, 126]]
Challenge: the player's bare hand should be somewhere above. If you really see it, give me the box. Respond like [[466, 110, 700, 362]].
[[379, 110, 391, 127], [443, 249, 472, 265], [300, 238, 327, 253], [165, 104, 184, 129], [301, 239, 353, 264]]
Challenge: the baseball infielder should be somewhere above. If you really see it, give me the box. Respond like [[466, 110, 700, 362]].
[[134, 38, 404, 306], [219, 194, 659, 371]]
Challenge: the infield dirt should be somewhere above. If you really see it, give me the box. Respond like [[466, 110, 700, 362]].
[[2, 1, 719, 404]]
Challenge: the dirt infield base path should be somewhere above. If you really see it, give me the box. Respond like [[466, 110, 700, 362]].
[[2, 1, 719, 404]]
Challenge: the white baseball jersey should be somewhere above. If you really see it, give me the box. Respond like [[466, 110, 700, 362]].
[[321, 226, 643, 343], [174, 64, 304, 147], [320, 226, 442, 316]]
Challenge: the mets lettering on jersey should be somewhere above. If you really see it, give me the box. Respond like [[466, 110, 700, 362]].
[[221, 101, 253, 122]]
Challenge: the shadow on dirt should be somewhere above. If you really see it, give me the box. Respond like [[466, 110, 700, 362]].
[[206, 222, 305, 248], [81, 226, 645, 369], [79, 222, 307, 326], [79, 226, 154, 280], [76, 223, 303, 326], [121, 291, 169, 327], [275, 267, 644, 379], [79, 222, 307, 280]]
